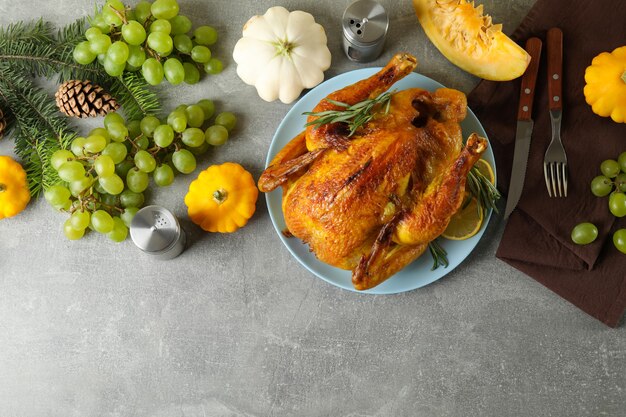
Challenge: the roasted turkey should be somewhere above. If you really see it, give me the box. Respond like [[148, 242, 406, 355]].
[[259, 53, 487, 290]]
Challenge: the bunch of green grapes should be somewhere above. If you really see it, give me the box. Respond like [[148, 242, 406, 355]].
[[44, 100, 237, 241], [73, 0, 223, 85]]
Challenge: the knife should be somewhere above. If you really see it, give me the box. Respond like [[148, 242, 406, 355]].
[[504, 37, 543, 218]]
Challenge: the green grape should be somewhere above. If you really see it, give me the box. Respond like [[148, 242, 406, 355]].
[[142, 58, 165, 85], [91, 210, 115, 233], [89, 34, 112, 55], [134, 1, 152, 24], [151, 0, 180, 20], [614, 229, 626, 254], [163, 58, 185, 85], [190, 45, 211, 63], [193, 25, 218, 46], [58, 161, 86, 182], [120, 189, 145, 208], [127, 45, 146, 67], [204, 58, 223, 75], [107, 41, 130, 65], [99, 174, 125, 195], [166, 110, 187, 133], [197, 99, 215, 120], [70, 210, 91, 230], [107, 122, 129, 142], [69, 175, 95, 197], [93, 181, 107, 194], [601, 159, 621, 178], [85, 27, 102, 41], [215, 112, 237, 131], [71, 137, 87, 156], [102, 143, 128, 164], [134, 150, 157, 173], [95, 155, 116, 177], [97, 53, 107, 65], [89, 127, 111, 141], [102, 0, 125, 26], [205, 125, 228, 146], [172, 149, 196, 174], [150, 19, 172, 34], [136, 136, 149, 150], [121, 207, 139, 227], [122, 21, 147, 45], [100, 192, 120, 207], [108, 217, 129, 242], [570, 222, 598, 245], [103, 58, 126, 76], [147, 32, 173, 54], [154, 164, 175, 186], [51, 150, 75, 171], [188, 141, 210, 156], [609, 192, 626, 217], [181, 128, 205, 147], [64, 219, 85, 241], [185, 104, 205, 128], [615, 173, 626, 193], [169, 15, 192, 35], [126, 9, 136, 21], [126, 168, 150, 193], [183, 62, 200, 84], [618, 152, 626, 173], [115, 159, 135, 179], [127, 120, 142, 138], [173, 34, 193, 53], [89, 14, 111, 34], [153, 124, 175, 147], [73, 41, 97, 65], [44, 185, 71, 206], [590, 175, 613, 197], [140, 115, 161, 137], [84, 135, 108, 153]]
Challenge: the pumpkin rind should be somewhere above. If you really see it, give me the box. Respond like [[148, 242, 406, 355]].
[[232, 6, 332, 104], [0, 155, 30, 219], [185, 162, 258, 233], [412, 0, 530, 81], [584, 46, 626, 123]]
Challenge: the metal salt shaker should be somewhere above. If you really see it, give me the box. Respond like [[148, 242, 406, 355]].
[[130, 205, 186, 260], [342, 0, 389, 62]]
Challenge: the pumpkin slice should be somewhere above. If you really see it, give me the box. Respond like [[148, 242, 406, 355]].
[[412, 0, 530, 81]]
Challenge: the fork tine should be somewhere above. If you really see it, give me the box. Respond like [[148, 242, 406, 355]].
[[562, 164, 567, 197], [544, 163, 552, 197], [556, 162, 564, 197], [550, 163, 558, 197]]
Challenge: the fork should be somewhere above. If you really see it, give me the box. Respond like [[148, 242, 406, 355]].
[[543, 28, 566, 197]]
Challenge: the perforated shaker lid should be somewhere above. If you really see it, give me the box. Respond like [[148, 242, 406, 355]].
[[342, 0, 389, 45], [130, 205, 181, 253]]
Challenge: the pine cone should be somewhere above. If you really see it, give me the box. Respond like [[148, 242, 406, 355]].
[[0, 107, 6, 138], [55, 80, 119, 118]]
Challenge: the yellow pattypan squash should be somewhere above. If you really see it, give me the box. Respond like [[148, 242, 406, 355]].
[[185, 162, 258, 233], [0, 155, 30, 220], [584, 46, 626, 123]]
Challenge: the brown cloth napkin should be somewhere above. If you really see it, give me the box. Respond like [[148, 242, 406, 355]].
[[467, 0, 626, 327]]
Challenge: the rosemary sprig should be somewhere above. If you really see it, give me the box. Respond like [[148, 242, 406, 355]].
[[303, 91, 394, 136], [467, 166, 501, 214], [428, 239, 449, 271]]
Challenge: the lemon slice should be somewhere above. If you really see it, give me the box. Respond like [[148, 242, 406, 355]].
[[474, 159, 495, 185], [441, 197, 483, 240]]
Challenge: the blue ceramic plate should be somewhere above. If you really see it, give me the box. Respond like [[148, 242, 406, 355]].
[[265, 69, 496, 294]]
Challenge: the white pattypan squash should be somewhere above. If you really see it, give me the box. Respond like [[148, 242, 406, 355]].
[[233, 6, 332, 104]]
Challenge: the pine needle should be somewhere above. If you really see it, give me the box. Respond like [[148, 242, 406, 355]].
[[303, 91, 394, 136]]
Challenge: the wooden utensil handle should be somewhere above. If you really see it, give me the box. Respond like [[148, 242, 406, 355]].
[[547, 28, 563, 111], [517, 37, 542, 121]]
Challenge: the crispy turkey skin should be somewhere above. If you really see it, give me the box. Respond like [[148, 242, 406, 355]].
[[258, 53, 487, 290]]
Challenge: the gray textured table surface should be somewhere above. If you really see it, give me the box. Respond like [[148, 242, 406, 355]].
[[1, 1, 625, 416]]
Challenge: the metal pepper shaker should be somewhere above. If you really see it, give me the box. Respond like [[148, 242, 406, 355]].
[[342, 0, 389, 62], [130, 205, 186, 260]]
